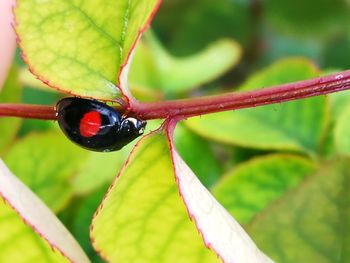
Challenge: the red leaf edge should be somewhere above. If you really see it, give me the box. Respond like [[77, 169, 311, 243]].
[[118, 0, 162, 104], [89, 126, 165, 261], [165, 118, 274, 263], [0, 159, 90, 263], [14, 0, 162, 102], [13, 1, 100, 101]]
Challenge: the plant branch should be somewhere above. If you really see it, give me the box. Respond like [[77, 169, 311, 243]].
[[131, 70, 350, 119], [0, 70, 349, 121], [0, 104, 56, 120]]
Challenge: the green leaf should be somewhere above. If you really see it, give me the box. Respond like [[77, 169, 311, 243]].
[[91, 131, 219, 262], [247, 160, 350, 262], [330, 89, 350, 121], [321, 78, 350, 158], [212, 154, 316, 224], [71, 186, 108, 263], [174, 124, 222, 187], [4, 132, 88, 212], [129, 32, 242, 93], [334, 104, 350, 156], [239, 58, 320, 91], [20, 66, 58, 92], [168, 131, 273, 262], [71, 148, 130, 195], [15, 0, 161, 99], [0, 201, 68, 263], [186, 58, 329, 154], [72, 120, 162, 195], [264, 0, 349, 37], [0, 159, 89, 263], [0, 65, 22, 152]]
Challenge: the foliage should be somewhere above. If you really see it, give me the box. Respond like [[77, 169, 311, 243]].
[[0, 0, 349, 262]]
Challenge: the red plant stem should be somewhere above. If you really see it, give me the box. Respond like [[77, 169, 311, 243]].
[[132, 70, 350, 119], [0, 104, 56, 120], [0, 70, 350, 121]]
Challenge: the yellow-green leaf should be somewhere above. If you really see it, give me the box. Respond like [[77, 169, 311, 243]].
[[72, 119, 162, 195], [91, 131, 219, 262], [0, 65, 22, 152], [15, 0, 161, 99], [0, 159, 89, 263], [168, 131, 273, 262], [247, 160, 350, 262], [334, 104, 350, 156], [212, 154, 316, 224], [0, 201, 69, 263], [4, 132, 88, 212], [130, 32, 242, 93]]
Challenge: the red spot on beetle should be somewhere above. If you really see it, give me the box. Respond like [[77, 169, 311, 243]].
[[79, 111, 102, 137]]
